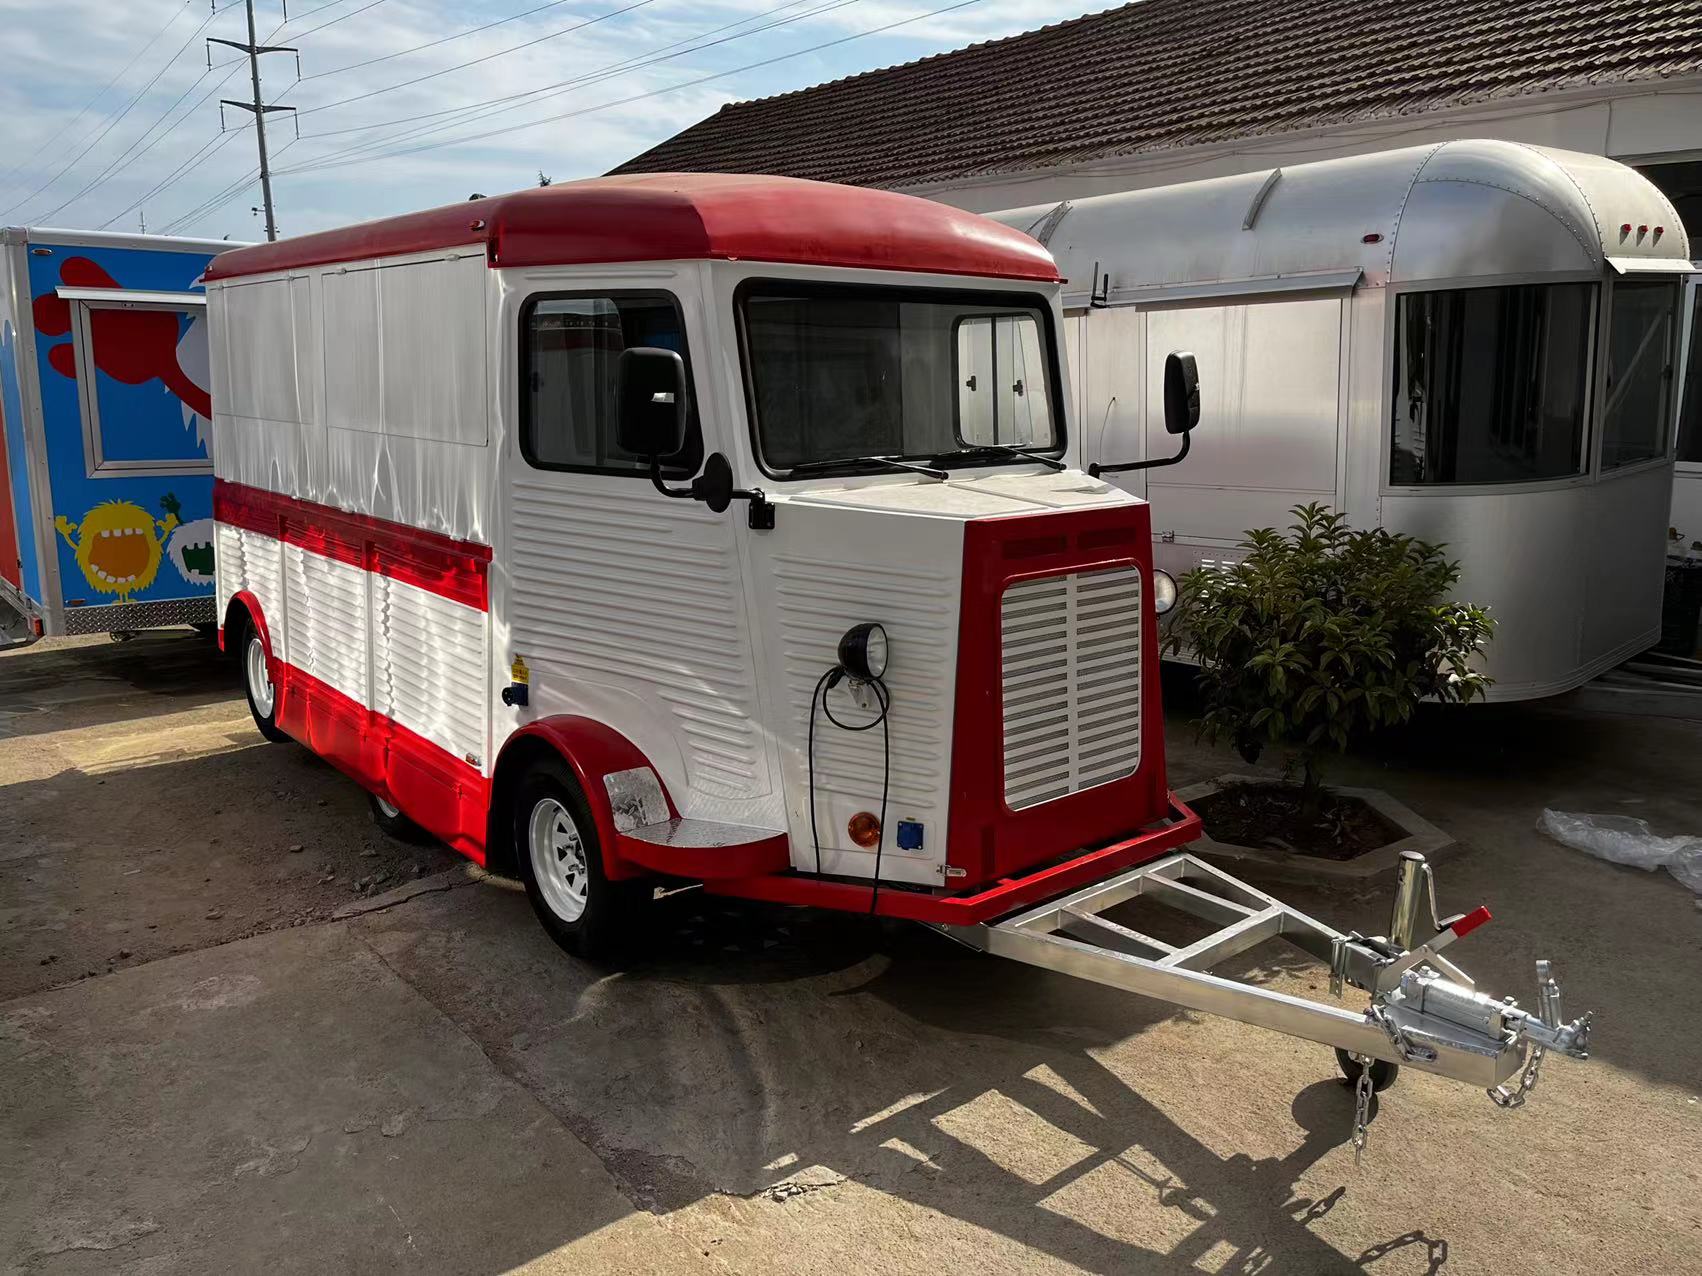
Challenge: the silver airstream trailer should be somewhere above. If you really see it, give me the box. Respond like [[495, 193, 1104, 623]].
[[994, 140, 1694, 699]]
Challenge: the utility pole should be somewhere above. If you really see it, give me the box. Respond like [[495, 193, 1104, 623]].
[[210, 0, 297, 242]]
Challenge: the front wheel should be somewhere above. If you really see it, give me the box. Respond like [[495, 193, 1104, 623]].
[[512, 760, 645, 964], [241, 620, 291, 744]]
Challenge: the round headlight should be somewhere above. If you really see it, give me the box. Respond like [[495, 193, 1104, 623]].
[[1152, 569, 1178, 615], [838, 622, 889, 680]]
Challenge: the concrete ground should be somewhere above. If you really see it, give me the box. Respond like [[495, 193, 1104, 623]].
[[2, 634, 1699, 1275]]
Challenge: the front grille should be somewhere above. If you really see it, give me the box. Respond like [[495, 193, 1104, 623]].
[[1000, 565, 1142, 809]]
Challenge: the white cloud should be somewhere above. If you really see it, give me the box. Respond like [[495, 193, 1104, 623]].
[[0, 0, 1118, 236]]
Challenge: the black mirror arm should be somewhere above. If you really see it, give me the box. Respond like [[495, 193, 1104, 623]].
[[648, 460, 698, 500], [1088, 430, 1191, 478], [648, 458, 776, 529]]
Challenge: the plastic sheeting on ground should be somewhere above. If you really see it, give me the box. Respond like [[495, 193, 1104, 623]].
[[1538, 809, 1702, 894]]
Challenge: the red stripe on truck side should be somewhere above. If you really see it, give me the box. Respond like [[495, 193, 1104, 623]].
[[214, 480, 491, 612], [269, 652, 490, 863]]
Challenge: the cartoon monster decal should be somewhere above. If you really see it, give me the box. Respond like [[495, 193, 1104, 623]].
[[166, 516, 216, 585], [54, 493, 182, 602], [32, 257, 213, 433]]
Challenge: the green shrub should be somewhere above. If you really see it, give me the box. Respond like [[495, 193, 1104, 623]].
[[1167, 503, 1494, 801]]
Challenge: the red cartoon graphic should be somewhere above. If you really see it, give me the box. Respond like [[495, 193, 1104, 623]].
[[32, 257, 213, 420]]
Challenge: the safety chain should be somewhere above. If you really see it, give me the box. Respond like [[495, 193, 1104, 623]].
[[1351, 1054, 1375, 1166], [1487, 1043, 1546, 1110]]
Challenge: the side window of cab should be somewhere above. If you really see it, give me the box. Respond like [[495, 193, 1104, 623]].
[[520, 292, 703, 476]]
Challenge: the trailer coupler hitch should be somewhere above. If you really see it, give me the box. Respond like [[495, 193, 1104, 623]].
[[1328, 852, 1594, 1158]]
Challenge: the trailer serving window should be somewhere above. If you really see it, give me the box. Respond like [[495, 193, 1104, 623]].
[[1390, 283, 1593, 485], [738, 281, 1062, 475], [1601, 278, 1679, 470], [520, 292, 702, 477]]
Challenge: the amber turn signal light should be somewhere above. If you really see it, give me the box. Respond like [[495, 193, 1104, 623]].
[[848, 812, 882, 848]]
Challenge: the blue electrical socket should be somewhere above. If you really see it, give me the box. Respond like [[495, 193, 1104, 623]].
[[896, 819, 924, 851]]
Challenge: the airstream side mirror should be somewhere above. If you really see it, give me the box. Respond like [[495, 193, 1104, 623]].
[[1162, 351, 1201, 436], [615, 347, 688, 459], [1089, 349, 1200, 478]]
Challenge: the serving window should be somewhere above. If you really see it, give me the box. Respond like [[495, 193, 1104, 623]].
[[1391, 283, 1594, 485]]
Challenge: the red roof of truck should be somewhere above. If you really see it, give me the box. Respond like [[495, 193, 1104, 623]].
[[203, 173, 1059, 283]]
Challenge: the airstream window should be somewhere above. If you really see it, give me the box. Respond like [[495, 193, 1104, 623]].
[[1681, 287, 1702, 465], [739, 281, 1061, 475], [520, 292, 702, 476], [1601, 279, 1679, 470], [1391, 283, 1593, 485]]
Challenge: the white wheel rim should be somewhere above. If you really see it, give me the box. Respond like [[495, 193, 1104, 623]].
[[529, 797, 589, 923], [375, 796, 401, 819], [246, 633, 274, 717]]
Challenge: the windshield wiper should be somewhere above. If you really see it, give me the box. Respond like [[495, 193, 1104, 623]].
[[785, 454, 948, 481], [931, 443, 1067, 472]]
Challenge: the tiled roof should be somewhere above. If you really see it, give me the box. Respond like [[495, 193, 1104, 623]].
[[611, 0, 1702, 189]]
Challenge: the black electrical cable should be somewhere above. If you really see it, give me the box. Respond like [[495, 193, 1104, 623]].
[[806, 667, 891, 915]]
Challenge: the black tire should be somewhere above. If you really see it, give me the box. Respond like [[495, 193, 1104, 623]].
[[511, 758, 645, 964], [368, 790, 430, 843], [239, 618, 291, 744], [1335, 1048, 1400, 1093]]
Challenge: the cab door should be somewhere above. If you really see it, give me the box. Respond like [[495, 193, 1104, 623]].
[[501, 273, 775, 824]]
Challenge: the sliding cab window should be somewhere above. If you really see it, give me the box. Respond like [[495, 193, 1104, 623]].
[[738, 280, 1062, 475], [954, 313, 1055, 447], [520, 292, 702, 476], [1391, 283, 1594, 485], [1601, 278, 1680, 470]]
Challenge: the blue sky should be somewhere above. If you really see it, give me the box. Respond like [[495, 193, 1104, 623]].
[[0, 0, 1110, 240]]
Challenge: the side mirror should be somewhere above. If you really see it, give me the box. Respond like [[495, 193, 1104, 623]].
[[616, 347, 688, 460], [1088, 349, 1201, 478], [1162, 351, 1200, 436]]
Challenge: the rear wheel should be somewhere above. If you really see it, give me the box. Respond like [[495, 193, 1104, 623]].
[[512, 760, 644, 963], [1335, 1048, 1400, 1092], [369, 791, 430, 843], [241, 620, 291, 744]]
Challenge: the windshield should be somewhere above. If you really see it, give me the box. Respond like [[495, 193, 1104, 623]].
[[739, 281, 1063, 474]]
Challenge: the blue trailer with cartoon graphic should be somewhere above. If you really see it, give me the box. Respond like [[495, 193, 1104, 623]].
[[1, 228, 233, 643]]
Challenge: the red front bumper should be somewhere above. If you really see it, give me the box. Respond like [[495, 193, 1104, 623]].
[[703, 795, 1203, 925]]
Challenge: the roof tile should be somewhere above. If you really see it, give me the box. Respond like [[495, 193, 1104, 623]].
[[612, 0, 1702, 188]]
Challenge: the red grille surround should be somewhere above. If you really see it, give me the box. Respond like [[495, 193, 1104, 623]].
[[946, 502, 1172, 889]]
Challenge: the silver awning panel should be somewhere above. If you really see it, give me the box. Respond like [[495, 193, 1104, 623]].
[[1606, 256, 1699, 274], [55, 286, 206, 307]]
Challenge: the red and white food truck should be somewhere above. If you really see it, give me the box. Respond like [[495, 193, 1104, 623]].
[[205, 174, 1590, 1147]]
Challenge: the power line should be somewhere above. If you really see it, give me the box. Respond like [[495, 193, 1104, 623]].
[[302, 0, 582, 80], [297, 0, 846, 152], [289, 0, 661, 119], [0, 0, 195, 196], [2, 2, 223, 219], [276, 0, 988, 178], [287, 0, 395, 41]]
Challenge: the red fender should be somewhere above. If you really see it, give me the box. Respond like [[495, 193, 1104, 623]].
[[222, 590, 274, 672], [499, 717, 680, 880]]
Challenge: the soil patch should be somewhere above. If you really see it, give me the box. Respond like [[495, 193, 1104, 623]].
[[1193, 782, 1407, 861]]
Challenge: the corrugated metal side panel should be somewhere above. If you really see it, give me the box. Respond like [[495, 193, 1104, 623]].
[[508, 477, 765, 802], [216, 523, 284, 651], [283, 542, 367, 706], [1001, 565, 1141, 809], [772, 552, 957, 822], [373, 572, 487, 764]]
